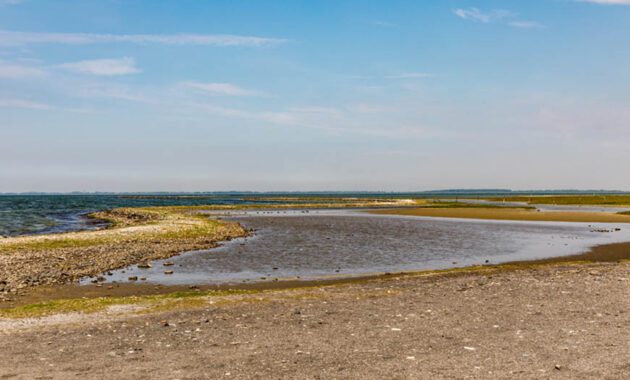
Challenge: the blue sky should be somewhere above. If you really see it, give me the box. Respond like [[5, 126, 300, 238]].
[[1, 0, 629, 192]]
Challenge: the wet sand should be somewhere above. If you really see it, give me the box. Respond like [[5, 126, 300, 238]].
[[3, 240, 629, 310], [370, 207, 630, 223], [1, 261, 628, 379]]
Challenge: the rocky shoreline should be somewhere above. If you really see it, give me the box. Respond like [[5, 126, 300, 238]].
[[1, 261, 628, 378], [0, 208, 249, 300]]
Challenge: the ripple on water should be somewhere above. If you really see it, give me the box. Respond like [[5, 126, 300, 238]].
[[85, 210, 630, 286]]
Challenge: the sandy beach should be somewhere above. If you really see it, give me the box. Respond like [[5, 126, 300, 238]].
[[1, 260, 628, 379], [1, 202, 629, 379]]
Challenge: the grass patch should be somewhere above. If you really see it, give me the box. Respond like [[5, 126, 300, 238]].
[[485, 195, 630, 206], [0, 289, 258, 319], [0, 208, 232, 253], [419, 201, 535, 210]]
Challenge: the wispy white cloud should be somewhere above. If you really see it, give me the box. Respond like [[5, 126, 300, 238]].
[[0, 98, 56, 110], [187, 102, 297, 125], [575, 0, 630, 4], [454, 8, 493, 23], [57, 57, 140, 76], [0, 30, 287, 47], [454, 8, 543, 29], [508, 21, 545, 29], [386, 72, 433, 79], [454, 8, 512, 23], [79, 84, 158, 103], [183, 82, 263, 96], [0, 60, 46, 78]]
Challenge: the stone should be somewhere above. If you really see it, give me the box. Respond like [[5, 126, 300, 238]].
[[163, 262, 174, 266], [164, 270, 173, 275], [137, 263, 152, 269], [128, 276, 138, 281]]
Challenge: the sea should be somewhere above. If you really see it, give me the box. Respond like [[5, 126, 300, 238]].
[[1, 191, 628, 238]]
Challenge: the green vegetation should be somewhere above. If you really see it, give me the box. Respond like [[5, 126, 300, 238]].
[[0, 200, 541, 254], [485, 195, 630, 206], [0, 289, 257, 319], [0, 208, 232, 253], [418, 201, 536, 210]]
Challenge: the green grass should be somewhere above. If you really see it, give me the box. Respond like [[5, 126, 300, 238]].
[[485, 195, 630, 206], [0, 289, 258, 319], [0, 209, 231, 253], [419, 201, 535, 210]]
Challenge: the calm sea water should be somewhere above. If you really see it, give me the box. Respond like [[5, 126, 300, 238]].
[[0, 192, 434, 237], [0, 194, 334, 237], [90, 209, 630, 285]]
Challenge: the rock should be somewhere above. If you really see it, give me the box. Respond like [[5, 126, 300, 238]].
[[90, 278, 98, 283], [164, 270, 173, 275], [555, 365, 562, 370], [140, 277, 146, 281], [97, 276, 106, 282], [163, 262, 174, 267], [137, 263, 152, 269], [128, 276, 138, 281]]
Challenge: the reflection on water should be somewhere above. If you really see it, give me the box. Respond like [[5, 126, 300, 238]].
[[84, 210, 630, 286]]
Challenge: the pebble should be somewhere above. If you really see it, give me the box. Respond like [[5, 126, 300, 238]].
[[128, 276, 138, 281], [164, 270, 173, 275]]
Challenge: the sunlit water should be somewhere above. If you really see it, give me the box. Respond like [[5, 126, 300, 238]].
[[86, 209, 630, 286], [0, 194, 333, 237]]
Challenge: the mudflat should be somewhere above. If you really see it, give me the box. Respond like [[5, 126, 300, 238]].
[[370, 207, 630, 223], [1, 261, 628, 379]]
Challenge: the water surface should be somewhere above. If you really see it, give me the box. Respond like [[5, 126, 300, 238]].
[[88, 209, 630, 286]]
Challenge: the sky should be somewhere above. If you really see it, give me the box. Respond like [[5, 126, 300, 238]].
[[1, 0, 630, 192]]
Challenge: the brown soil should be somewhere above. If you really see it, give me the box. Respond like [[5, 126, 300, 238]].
[[0, 261, 628, 379], [370, 207, 630, 223]]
